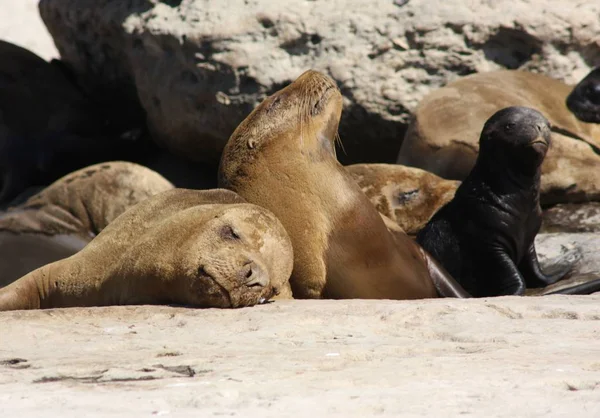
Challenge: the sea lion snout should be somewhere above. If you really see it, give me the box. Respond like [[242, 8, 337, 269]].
[[240, 260, 269, 289]]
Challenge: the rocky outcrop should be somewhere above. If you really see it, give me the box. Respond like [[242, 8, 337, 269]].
[[542, 203, 600, 234], [39, 0, 600, 165], [347, 163, 458, 235]]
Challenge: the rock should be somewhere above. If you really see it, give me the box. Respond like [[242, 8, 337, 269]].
[[2, 298, 600, 417], [346, 163, 458, 235], [397, 70, 600, 205], [38, 0, 600, 165], [542, 203, 600, 233], [0, 40, 151, 205], [536, 232, 600, 279], [0, 1, 58, 60]]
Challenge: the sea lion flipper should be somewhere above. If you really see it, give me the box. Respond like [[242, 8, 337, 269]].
[[539, 274, 600, 296], [481, 252, 526, 296], [519, 244, 572, 288], [421, 250, 471, 298]]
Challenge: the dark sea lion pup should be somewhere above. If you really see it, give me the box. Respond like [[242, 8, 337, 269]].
[[0, 162, 173, 288], [567, 67, 600, 123], [219, 69, 468, 300], [0, 189, 293, 311], [417, 106, 600, 297]]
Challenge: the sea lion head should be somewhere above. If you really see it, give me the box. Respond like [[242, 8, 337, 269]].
[[478, 106, 551, 174], [187, 205, 293, 307], [222, 70, 343, 170], [566, 67, 600, 123], [133, 202, 293, 308]]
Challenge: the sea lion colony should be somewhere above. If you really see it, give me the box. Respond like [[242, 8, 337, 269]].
[[1, 37, 600, 310]]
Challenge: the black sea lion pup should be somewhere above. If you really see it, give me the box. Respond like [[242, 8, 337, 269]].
[[417, 106, 600, 297], [567, 67, 600, 123], [0, 162, 173, 288], [0, 189, 294, 311], [219, 69, 468, 300]]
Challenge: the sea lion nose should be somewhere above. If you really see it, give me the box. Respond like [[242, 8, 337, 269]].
[[241, 261, 269, 288]]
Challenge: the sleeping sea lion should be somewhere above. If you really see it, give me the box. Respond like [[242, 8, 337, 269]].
[[417, 107, 600, 297], [397, 69, 600, 204], [0, 162, 173, 287], [219, 69, 468, 300], [0, 189, 293, 311], [346, 163, 459, 235]]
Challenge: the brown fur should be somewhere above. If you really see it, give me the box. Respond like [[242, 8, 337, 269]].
[[0, 189, 294, 311], [346, 163, 459, 235], [219, 70, 466, 300], [0, 161, 174, 239], [397, 70, 600, 204]]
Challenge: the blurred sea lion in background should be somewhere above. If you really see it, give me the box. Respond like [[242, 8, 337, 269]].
[[0, 162, 173, 288], [346, 163, 459, 235], [397, 69, 600, 205]]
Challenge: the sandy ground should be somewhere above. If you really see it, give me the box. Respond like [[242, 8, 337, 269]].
[[1, 297, 599, 418], [0, 0, 57, 60]]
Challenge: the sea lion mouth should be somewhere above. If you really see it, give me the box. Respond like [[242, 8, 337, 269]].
[[529, 139, 548, 148]]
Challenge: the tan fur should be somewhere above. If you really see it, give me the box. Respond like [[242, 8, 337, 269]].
[[346, 163, 459, 235], [0, 161, 174, 239], [219, 70, 440, 300], [397, 70, 600, 204], [0, 189, 294, 311]]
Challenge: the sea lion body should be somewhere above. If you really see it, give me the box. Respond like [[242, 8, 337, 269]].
[[0, 189, 293, 311], [417, 107, 572, 296], [397, 70, 600, 204], [346, 163, 459, 235], [0, 162, 173, 287], [219, 70, 467, 300]]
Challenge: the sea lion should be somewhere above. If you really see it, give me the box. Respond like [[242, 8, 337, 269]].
[[0, 162, 173, 288], [0, 40, 150, 205], [0, 189, 293, 311], [346, 163, 459, 235], [219, 69, 468, 300], [567, 67, 600, 123], [417, 107, 600, 297], [397, 69, 600, 204]]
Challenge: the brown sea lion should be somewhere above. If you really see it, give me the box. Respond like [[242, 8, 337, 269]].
[[397, 69, 600, 204], [219, 70, 468, 300], [0, 189, 293, 311], [0, 162, 173, 288], [346, 163, 459, 235]]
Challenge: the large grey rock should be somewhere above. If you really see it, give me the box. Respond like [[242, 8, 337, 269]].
[[39, 0, 600, 165]]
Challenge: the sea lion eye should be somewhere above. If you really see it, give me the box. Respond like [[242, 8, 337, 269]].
[[220, 225, 241, 240]]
